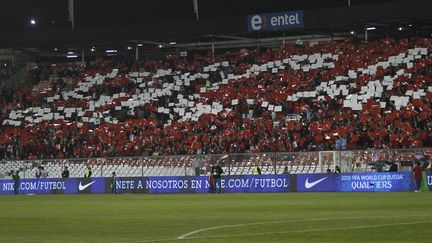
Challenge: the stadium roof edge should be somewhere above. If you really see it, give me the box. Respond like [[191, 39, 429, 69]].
[[0, 0, 430, 54]]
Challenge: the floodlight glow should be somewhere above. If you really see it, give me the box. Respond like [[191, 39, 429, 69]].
[[127, 46, 132, 50], [66, 55, 78, 58], [105, 49, 117, 53], [350, 31, 355, 35], [398, 27, 403, 31], [54, 48, 58, 51], [67, 51, 74, 54], [158, 44, 163, 48], [169, 42, 177, 45], [366, 27, 376, 31], [137, 44, 143, 47], [30, 19, 36, 25]]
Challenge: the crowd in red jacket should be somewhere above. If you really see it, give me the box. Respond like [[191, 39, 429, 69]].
[[0, 37, 431, 161]]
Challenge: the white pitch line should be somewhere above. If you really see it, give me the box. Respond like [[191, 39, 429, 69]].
[[177, 214, 432, 240], [116, 215, 432, 243], [184, 220, 432, 241]]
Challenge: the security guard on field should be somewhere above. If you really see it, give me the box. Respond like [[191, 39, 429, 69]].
[[252, 165, 262, 175], [111, 172, 117, 194], [11, 170, 20, 194], [84, 165, 92, 178]]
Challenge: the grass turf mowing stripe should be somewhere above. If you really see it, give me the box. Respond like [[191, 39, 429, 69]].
[[1, 192, 432, 242]]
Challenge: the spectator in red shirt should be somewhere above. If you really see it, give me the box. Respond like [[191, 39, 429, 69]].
[[413, 161, 423, 192]]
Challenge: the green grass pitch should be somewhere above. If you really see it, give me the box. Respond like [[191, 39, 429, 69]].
[[1, 192, 432, 242]]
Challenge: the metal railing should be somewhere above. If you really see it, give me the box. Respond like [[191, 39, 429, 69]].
[[0, 148, 429, 179]]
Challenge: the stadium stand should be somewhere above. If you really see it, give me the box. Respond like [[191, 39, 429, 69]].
[[0, 37, 431, 177]]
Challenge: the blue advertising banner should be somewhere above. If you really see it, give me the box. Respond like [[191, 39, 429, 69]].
[[247, 11, 304, 32], [0, 178, 106, 195], [0, 173, 417, 195], [0, 175, 291, 195], [297, 173, 336, 192], [114, 175, 292, 194], [426, 172, 432, 191], [297, 172, 415, 192]]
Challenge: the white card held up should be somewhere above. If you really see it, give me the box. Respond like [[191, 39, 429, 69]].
[[274, 106, 282, 112], [343, 100, 351, 108], [353, 103, 363, 111], [179, 109, 185, 116], [267, 62, 274, 68]]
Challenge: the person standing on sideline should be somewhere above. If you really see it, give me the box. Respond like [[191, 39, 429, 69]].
[[111, 172, 117, 194], [35, 166, 42, 178], [62, 166, 70, 178], [282, 165, 289, 174], [213, 163, 224, 193], [209, 165, 215, 193], [252, 165, 261, 175], [84, 165, 92, 178], [12, 170, 20, 195], [413, 161, 423, 192], [334, 166, 341, 174], [40, 167, 48, 178], [192, 157, 201, 176]]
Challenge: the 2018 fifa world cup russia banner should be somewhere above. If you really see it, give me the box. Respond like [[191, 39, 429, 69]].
[[114, 175, 292, 194], [425, 172, 432, 191], [297, 172, 415, 192]]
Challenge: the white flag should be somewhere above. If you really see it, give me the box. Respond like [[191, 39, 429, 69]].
[[68, 0, 75, 30], [193, 0, 199, 20]]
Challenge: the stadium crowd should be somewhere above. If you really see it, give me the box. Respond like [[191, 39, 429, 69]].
[[0, 37, 431, 161]]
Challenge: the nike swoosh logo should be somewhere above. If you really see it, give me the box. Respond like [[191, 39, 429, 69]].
[[305, 177, 327, 189], [79, 181, 95, 191]]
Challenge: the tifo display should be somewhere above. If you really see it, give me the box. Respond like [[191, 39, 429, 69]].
[[1, 38, 431, 162]]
